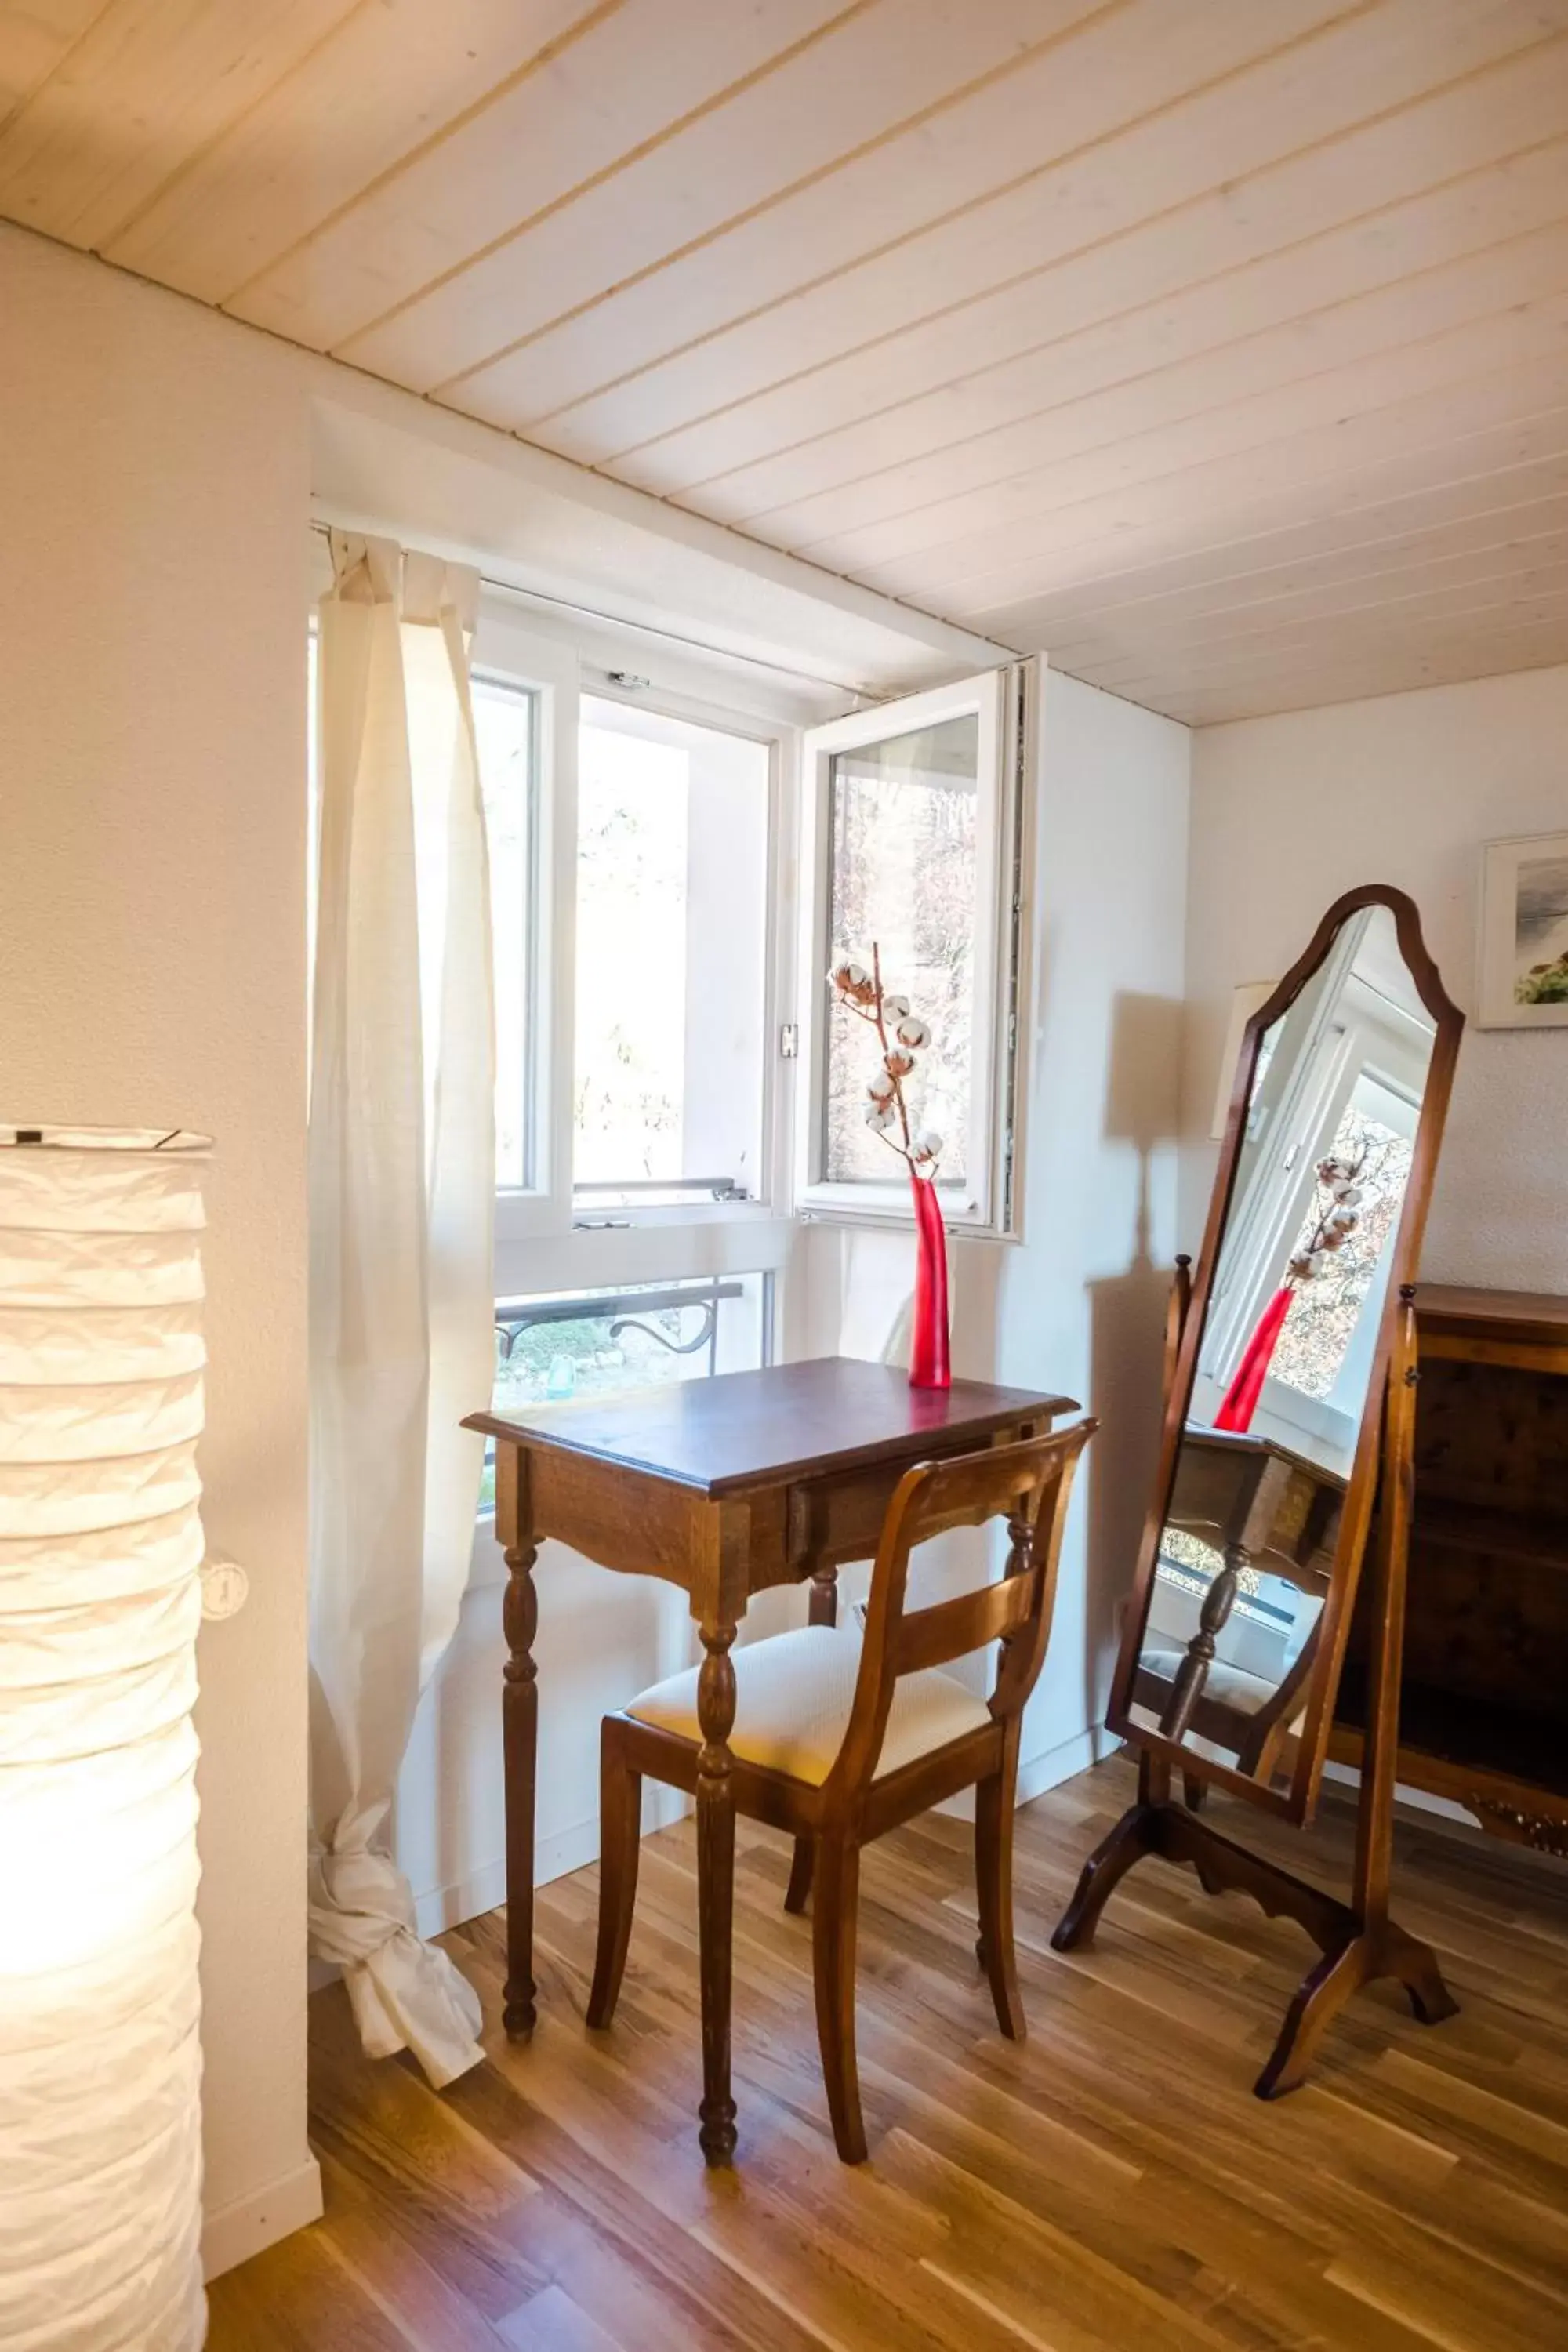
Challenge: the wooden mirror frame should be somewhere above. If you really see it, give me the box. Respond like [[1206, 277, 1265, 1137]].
[[1105, 883, 1464, 1825]]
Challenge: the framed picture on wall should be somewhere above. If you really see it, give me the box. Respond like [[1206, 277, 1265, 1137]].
[[1477, 830, 1568, 1029]]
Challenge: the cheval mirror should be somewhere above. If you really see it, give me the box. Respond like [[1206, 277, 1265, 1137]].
[[1055, 884, 1465, 2096]]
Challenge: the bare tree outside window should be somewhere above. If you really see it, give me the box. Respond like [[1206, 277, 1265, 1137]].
[[1270, 1103, 1411, 1401], [574, 720, 688, 1185], [823, 714, 978, 1185]]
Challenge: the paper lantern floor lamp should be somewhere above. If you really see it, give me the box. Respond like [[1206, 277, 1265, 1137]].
[[0, 1127, 212, 2352]]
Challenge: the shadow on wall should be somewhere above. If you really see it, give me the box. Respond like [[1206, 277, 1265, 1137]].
[[1077, 989, 1185, 1742]]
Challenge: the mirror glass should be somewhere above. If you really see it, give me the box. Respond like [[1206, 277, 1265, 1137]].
[[1130, 903, 1439, 1784]]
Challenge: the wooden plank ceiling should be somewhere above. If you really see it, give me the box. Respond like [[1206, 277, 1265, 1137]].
[[5, 0, 1568, 724]]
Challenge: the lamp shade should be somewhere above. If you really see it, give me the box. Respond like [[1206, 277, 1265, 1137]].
[[0, 1127, 211, 2352]]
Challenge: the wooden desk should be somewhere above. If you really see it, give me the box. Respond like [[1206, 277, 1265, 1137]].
[[466, 1355, 1075, 2161]]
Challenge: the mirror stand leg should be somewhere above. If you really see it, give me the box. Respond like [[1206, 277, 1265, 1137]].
[[1051, 1755, 1168, 1953], [1255, 1918, 1458, 2100], [1050, 1806, 1158, 1952], [1383, 1920, 1461, 2025], [1254, 1287, 1457, 2100]]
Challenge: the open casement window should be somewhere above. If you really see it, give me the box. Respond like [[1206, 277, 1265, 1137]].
[[795, 668, 1025, 1234]]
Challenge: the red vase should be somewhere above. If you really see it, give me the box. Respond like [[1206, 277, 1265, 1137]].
[[908, 1167, 951, 1390], [1214, 1283, 1294, 1432]]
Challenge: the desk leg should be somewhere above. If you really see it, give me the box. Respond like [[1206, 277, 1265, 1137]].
[[695, 1617, 739, 2165], [503, 1540, 539, 2038]]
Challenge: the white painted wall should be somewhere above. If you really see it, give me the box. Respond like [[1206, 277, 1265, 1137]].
[[800, 670, 1192, 1788], [1003, 672, 1192, 1778], [0, 220, 1004, 2278], [0, 230, 320, 2274], [17, 194, 1551, 2274], [1184, 666, 1568, 1293]]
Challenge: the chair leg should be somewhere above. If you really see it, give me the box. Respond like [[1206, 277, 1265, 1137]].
[[586, 1726, 642, 2030], [975, 1753, 1025, 2041], [784, 1834, 815, 1915], [811, 1836, 867, 2163]]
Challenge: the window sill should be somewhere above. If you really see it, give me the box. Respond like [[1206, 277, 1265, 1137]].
[[795, 1205, 1018, 1243], [570, 1197, 779, 1232]]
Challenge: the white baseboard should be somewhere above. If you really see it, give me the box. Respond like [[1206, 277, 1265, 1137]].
[[412, 1784, 689, 1940], [1321, 1756, 1479, 1828], [1017, 1722, 1122, 1804], [934, 1722, 1118, 1823], [414, 1750, 1098, 1933], [202, 2156, 324, 2283]]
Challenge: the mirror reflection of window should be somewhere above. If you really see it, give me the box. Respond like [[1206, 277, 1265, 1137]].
[[1268, 1075, 1415, 1412], [1132, 901, 1442, 1782], [1192, 906, 1436, 1480]]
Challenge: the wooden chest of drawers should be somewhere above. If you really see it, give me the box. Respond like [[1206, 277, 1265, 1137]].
[[1334, 1284, 1568, 1853]]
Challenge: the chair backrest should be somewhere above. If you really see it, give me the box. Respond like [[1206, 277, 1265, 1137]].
[[826, 1419, 1095, 1798]]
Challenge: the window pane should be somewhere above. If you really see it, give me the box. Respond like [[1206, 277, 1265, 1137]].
[[824, 713, 978, 1185], [473, 677, 536, 1190], [1267, 1081, 1414, 1403], [481, 1273, 771, 1509], [575, 699, 768, 1201]]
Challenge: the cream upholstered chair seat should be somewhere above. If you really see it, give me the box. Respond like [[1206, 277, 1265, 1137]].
[[1141, 1644, 1305, 1727], [627, 1622, 991, 1787]]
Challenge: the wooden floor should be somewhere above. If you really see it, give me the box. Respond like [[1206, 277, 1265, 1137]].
[[210, 1758, 1568, 2351]]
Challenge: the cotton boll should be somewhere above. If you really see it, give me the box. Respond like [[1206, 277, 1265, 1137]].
[[911, 1130, 943, 1165], [866, 1069, 896, 1102], [829, 957, 876, 1005], [883, 993, 910, 1022], [895, 1014, 930, 1050], [865, 1100, 897, 1131]]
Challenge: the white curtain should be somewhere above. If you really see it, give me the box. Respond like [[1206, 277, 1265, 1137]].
[[308, 533, 495, 2089]]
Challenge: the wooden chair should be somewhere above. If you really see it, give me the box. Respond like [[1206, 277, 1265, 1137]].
[[586, 1419, 1094, 2162]]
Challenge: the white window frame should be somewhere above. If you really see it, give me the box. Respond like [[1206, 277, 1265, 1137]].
[[477, 604, 579, 1249], [793, 666, 1022, 1236], [473, 595, 806, 1308], [568, 675, 792, 1232]]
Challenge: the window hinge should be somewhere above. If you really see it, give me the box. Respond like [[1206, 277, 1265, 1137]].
[[779, 1022, 800, 1060]]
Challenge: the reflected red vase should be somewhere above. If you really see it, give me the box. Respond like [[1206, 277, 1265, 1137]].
[[908, 1167, 951, 1390], [1214, 1283, 1294, 1432]]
